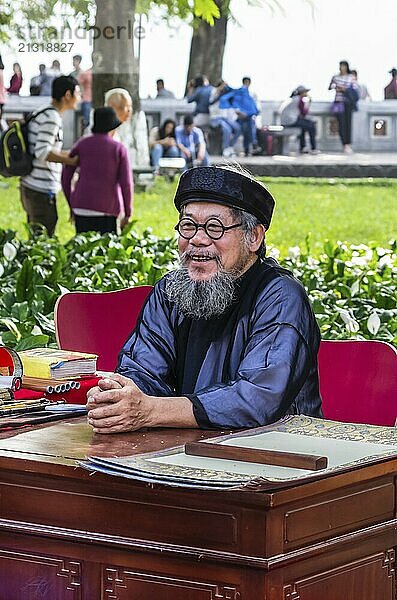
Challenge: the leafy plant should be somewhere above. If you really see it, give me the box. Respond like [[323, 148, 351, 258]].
[[0, 227, 395, 350], [276, 236, 397, 346]]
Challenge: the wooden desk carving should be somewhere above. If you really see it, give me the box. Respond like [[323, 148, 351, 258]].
[[0, 416, 395, 599]]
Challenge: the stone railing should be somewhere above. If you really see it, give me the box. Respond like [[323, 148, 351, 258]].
[[4, 95, 397, 153], [261, 100, 397, 152]]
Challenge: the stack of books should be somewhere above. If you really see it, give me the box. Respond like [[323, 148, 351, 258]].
[[19, 348, 98, 394]]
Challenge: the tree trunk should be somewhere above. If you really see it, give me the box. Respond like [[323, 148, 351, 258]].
[[92, 0, 140, 111], [185, 0, 229, 91]]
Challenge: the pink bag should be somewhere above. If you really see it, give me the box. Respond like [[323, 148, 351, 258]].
[[331, 101, 345, 114]]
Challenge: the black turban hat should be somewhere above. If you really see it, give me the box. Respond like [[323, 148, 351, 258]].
[[173, 166, 275, 229]]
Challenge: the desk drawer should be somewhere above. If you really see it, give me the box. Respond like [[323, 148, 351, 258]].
[[283, 481, 395, 550]]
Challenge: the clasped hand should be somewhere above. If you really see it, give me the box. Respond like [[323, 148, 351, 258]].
[[86, 373, 154, 434]]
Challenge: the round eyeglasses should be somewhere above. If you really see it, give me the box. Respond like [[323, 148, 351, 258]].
[[175, 217, 243, 240]]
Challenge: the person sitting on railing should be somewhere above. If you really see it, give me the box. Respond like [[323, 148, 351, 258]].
[[220, 77, 260, 156], [279, 85, 319, 154], [209, 80, 240, 157], [175, 115, 210, 170], [186, 75, 213, 128], [149, 119, 180, 173]]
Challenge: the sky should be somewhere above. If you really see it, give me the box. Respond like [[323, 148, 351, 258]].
[[1, 0, 396, 102]]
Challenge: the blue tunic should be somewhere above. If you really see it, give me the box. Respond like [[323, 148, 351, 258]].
[[117, 259, 323, 428]]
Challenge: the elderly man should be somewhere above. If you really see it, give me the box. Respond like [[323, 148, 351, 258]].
[[105, 87, 150, 167], [104, 88, 133, 125], [87, 166, 322, 433]]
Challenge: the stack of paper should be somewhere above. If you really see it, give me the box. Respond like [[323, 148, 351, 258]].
[[82, 416, 397, 491]]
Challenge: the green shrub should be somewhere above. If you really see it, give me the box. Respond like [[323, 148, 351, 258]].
[[278, 236, 397, 346], [0, 227, 395, 350]]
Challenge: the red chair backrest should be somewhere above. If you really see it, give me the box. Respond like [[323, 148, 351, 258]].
[[55, 286, 153, 372], [318, 340, 397, 426]]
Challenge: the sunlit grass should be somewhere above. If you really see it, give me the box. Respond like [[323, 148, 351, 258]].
[[1, 176, 396, 255]]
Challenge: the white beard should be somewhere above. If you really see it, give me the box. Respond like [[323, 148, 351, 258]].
[[165, 248, 252, 320], [165, 267, 237, 319]]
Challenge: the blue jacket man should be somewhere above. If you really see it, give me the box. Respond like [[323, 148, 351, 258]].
[[86, 166, 323, 434]]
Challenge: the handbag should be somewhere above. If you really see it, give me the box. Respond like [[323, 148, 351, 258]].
[[343, 86, 359, 111], [331, 101, 345, 114]]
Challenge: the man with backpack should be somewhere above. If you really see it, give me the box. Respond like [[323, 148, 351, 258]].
[[20, 76, 79, 236]]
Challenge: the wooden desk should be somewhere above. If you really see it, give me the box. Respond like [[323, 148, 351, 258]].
[[0, 419, 396, 599]]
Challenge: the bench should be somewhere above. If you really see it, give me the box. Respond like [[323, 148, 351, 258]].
[[133, 167, 156, 191], [256, 125, 301, 156], [158, 157, 186, 182]]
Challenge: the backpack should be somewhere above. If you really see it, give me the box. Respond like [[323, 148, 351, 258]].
[[344, 86, 360, 111], [0, 107, 56, 178]]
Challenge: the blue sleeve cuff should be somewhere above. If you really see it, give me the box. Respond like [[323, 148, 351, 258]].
[[185, 394, 215, 429]]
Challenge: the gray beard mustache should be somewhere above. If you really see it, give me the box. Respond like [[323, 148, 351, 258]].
[[165, 252, 244, 320]]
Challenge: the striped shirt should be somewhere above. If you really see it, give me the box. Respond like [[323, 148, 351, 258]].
[[329, 74, 355, 102], [22, 106, 63, 194]]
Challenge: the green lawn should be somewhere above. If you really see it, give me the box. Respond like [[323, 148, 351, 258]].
[[1, 176, 396, 255]]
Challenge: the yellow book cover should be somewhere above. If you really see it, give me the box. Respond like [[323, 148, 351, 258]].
[[19, 348, 98, 379]]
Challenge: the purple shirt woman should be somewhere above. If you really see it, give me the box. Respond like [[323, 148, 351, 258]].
[[62, 107, 133, 235]]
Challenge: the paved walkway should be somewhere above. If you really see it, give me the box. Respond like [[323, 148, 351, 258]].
[[211, 152, 397, 178]]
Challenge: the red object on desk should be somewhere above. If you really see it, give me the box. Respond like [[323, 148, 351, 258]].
[[15, 376, 100, 404], [45, 376, 100, 404], [14, 389, 42, 401]]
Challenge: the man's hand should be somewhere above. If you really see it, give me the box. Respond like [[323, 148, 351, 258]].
[[163, 138, 176, 148], [86, 373, 154, 434], [179, 146, 191, 159], [46, 150, 79, 166], [86, 374, 198, 434], [66, 154, 79, 167]]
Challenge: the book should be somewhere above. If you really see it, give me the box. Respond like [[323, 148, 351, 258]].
[[19, 348, 97, 379]]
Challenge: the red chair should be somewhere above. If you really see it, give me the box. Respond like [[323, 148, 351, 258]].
[[55, 286, 153, 372], [318, 340, 397, 426]]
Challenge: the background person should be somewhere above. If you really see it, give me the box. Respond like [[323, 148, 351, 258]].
[[384, 68, 397, 100], [155, 79, 175, 99], [78, 67, 93, 132], [61, 107, 133, 235], [105, 88, 133, 127], [209, 80, 240, 157], [7, 63, 23, 95], [39, 61, 61, 96], [186, 75, 213, 128], [0, 56, 5, 128], [86, 165, 322, 434], [70, 55, 82, 80], [175, 114, 210, 169], [21, 76, 79, 236], [350, 69, 371, 101], [149, 119, 180, 172], [30, 64, 46, 96], [279, 85, 318, 154], [221, 77, 260, 156], [104, 87, 142, 168], [329, 60, 357, 154]]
